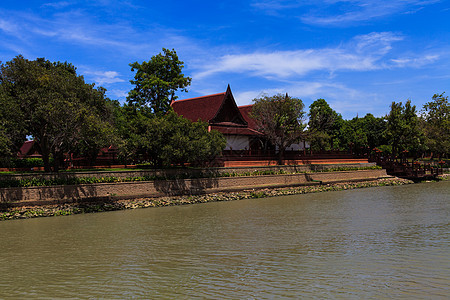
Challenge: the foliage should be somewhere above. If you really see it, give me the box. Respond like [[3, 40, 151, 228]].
[[336, 114, 387, 154], [0, 56, 116, 172], [421, 92, 449, 158], [127, 48, 191, 116], [251, 93, 306, 164], [307, 98, 343, 151], [0, 83, 26, 157], [119, 110, 226, 167], [385, 100, 424, 157]]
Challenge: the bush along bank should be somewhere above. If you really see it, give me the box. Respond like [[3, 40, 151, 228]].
[[0, 177, 412, 221]]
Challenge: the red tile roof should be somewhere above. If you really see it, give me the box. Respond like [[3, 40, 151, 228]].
[[171, 92, 226, 122], [238, 105, 259, 131], [18, 140, 42, 158], [172, 86, 262, 137]]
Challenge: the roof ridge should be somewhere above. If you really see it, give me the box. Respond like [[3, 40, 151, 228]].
[[174, 92, 226, 103]]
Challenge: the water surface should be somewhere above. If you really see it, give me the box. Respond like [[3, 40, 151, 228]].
[[0, 181, 448, 298]]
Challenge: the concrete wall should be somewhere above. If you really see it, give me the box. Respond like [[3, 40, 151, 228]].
[[0, 169, 389, 205]]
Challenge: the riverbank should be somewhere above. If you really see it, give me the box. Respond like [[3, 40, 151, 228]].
[[0, 177, 415, 221]]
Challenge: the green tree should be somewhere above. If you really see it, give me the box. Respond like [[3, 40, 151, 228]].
[[337, 114, 387, 154], [251, 93, 306, 165], [339, 118, 368, 154], [0, 78, 27, 157], [421, 92, 449, 159], [127, 48, 191, 116], [385, 100, 423, 157], [119, 110, 226, 168], [0, 56, 115, 171], [307, 98, 343, 151]]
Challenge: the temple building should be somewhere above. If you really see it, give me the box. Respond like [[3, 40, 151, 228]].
[[171, 85, 265, 153]]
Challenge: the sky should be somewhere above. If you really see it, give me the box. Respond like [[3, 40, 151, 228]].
[[1, 0, 449, 119]]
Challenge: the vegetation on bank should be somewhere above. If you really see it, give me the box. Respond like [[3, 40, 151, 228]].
[[0, 177, 414, 221], [1, 49, 448, 172], [0, 165, 382, 188]]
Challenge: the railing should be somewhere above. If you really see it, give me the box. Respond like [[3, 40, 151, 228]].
[[369, 154, 443, 180]]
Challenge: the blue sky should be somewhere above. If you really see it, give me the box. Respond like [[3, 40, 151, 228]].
[[1, 0, 449, 119]]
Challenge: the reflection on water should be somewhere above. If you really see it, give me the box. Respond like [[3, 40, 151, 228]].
[[0, 181, 448, 298]]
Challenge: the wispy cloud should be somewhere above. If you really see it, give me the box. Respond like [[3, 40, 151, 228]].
[[82, 70, 125, 86], [0, 9, 187, 60], [193, 32, 433, 81], [252, 0, 442, 26], [41, 1, 72, 9], [232, 80, 381, 116]]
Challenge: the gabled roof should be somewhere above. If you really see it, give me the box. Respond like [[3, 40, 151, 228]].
[[238, 104, 258, 131], [171, 85, 247, 127], [18, 140, 42, 158], [171, 92, 226, 123]]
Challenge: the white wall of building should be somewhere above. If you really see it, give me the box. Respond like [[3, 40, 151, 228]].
[[224, 135, 249, 150], [277, 141, 310, 151]]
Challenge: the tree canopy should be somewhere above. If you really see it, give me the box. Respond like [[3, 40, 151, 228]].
[[0, 56, 116, 171], [118, 109, 226, 168], [421, 92, 449, 158], [385, 100, 423, 157], [127, 48, 191, 116], [307, 98, 343, 151], [251, 93, 306, 164]]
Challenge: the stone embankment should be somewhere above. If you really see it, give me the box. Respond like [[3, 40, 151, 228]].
[[1, 177, 414, 221], [1, 168, 388, 205]]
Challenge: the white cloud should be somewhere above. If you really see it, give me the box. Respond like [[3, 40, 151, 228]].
[[107, 89, 128, 99], [252, 0, 442, 26], [41, 1, 72, 9], [390, 55, 439, 68], [0, 9, 186, 60], [193, 32, 415, 81], [230, 80, 383, 118], [82, 70, 125, 86]]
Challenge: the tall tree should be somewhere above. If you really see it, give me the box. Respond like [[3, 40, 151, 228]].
[[127, 48, 191, 116], [385, 100, 423, 157], [307, 98, 343, 151], [421, 92, 449, 159], [0, 56, 115, 171], [251, 93, 306, 165], [0, 82, 26, 157]]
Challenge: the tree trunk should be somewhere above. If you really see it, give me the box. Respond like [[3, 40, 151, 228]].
[[39, 138, 52, 172], [277, 147, 285, 165]]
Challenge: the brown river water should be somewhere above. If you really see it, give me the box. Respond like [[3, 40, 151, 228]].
[[0, 181, 448, 298]]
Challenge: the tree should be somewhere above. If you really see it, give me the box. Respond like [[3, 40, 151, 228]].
[[251, 93, 306, 165], [385, 100, 423, 158], [119, 110, 226, 167], [421, 92, 449, 159], [307, 98, 343, 151], [0, 56, 115, 171], [337, 114, 387, 155], [0, 77, 27, 158], [127, 48, 191, 116]]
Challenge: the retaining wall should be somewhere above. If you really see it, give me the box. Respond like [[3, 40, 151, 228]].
[[0, 169, 389, 205], [0, 163, 376, 181]]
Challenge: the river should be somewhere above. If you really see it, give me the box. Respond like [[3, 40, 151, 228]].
[[0, 181, 448, 298]]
